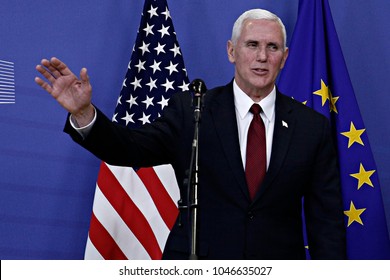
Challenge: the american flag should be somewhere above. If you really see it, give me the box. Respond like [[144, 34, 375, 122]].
[[84, 0, 189, 259]]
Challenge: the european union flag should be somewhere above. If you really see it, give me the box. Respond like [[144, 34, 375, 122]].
[[278, 0, 390, 259]]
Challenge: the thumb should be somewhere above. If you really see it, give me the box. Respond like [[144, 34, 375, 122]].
[[79, 67, 90, 84]]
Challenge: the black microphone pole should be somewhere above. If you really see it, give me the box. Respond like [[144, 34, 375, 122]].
[[187, 79, 206, 260]]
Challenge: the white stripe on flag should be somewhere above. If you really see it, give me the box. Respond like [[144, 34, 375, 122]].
[[153, 164, 180, 205], [92, 185, 151, 259], [106, 164, 172, 250], [84, 236, 104, 260]]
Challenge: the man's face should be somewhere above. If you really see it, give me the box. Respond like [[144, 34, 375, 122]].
[[227, 19, 289, 100]]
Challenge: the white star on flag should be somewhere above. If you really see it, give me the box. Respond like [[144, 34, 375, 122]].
[[148, 5, 158, 18], [154, 43, 166, 55], [161, 78, 175, 92], [150, 60, 162, 73], [170, 44, 181, 57], [135, 59, 146, 73], [158, 24, 170, 38], [142, 95, 155, 109], [138, 112, 151, 124], [139, 41, 150, 55], [146, 77, 158, 91], [121, 111, 135, 126], [158, 95, 170, 110], [126, 94, 138, 108], [162, 7, 171, 20], [130, 77, 142, 90], [165, 61, 179, 75], [143, 23, 154, 36]]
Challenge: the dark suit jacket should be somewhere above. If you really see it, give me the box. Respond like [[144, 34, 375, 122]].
[[65, 81, 346, 260]]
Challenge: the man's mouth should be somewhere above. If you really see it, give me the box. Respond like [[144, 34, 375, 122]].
[[252, 67, 268, 75]]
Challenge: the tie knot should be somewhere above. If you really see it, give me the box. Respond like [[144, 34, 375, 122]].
[[250, 104, 262, 115]]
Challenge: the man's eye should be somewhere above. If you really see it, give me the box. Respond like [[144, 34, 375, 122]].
[[247, 42, 257, 48], [268, 44, 279, 51]]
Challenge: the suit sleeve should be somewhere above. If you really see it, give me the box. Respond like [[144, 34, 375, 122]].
[[63, 93, 189, 168]]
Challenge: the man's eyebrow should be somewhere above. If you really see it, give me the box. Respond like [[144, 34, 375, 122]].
[[244, 39, 259, 44]]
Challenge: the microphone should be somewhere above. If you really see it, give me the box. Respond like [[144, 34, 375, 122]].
[[190, 79, 207, 122], [190, 79, 207, 97]]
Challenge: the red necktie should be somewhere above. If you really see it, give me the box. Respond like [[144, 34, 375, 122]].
[[245, 104, 266, 200]]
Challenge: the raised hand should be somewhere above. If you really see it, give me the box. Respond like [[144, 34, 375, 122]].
[[35, 57, 95, 126]]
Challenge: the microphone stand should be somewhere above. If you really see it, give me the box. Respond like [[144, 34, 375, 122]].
[[186, 79, 206, 260]]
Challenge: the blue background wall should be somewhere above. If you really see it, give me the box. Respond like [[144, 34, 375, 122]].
[[0, 0, 389, 259]]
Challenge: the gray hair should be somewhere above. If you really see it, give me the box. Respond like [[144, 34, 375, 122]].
[[231, 9, 287, 49]]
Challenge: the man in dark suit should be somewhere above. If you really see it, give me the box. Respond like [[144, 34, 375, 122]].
[[35, 9, 346, 259]]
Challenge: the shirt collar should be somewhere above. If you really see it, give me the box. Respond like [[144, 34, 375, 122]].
[[233, 79, 276, 122]]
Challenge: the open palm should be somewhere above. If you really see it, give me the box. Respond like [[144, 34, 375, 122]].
[[35, 57, 92, 116]]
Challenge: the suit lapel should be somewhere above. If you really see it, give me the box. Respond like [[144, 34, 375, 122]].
[[206, 84, 297, 203], [207, 83, 250, 200]]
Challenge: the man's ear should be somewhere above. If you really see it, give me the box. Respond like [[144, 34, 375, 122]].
[[227, 40, 235, 63], [280, 47, 289, 69]]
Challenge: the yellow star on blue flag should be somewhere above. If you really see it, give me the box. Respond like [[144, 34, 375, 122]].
[[350, 163, 375, 190], [341, 122, 365, 148], [344, 201, 366, 227], [313, 79, 339, 113]]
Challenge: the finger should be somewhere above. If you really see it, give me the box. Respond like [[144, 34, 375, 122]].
[[35, 64, 56, 84], [39, 57, 73, 79], [34, 76, 53, 94], [40, 58, 64, 79], [50, 57, 74, 76], [79, 67, 89, 83]]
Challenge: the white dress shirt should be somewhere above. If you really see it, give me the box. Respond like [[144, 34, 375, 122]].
[[69, 107, 97, 139], [233, 80, 276, 170]]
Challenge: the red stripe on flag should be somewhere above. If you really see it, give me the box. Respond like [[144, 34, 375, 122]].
[[97, 163, 163, 259], [89, 212, 127, 260], [137, 167, 178, 230]]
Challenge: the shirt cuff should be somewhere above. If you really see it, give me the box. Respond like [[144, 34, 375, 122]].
[[69, 106, 97, 139]]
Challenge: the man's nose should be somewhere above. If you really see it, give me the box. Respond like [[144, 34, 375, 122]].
[[256, 46, 267, 62]]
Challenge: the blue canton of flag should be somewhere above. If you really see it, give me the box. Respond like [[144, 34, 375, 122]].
[[279, 0, 390, 259], [113, 1, 189, 127]]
